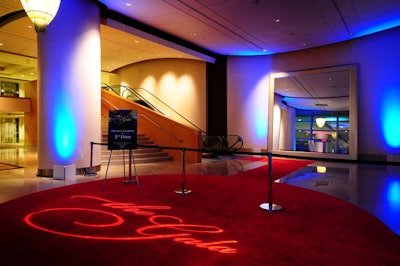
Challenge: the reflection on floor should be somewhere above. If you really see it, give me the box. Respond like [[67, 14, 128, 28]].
[[279, 161, 400, 236], [1, 146, 399, 236]]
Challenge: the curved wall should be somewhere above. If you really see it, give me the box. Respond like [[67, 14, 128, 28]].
[[116, 58, 207, 133], [228, 26, 400, 161]]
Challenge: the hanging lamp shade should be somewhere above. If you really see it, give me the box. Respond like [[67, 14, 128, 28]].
[[316, 117, 326, 128], [20, 0, 61, 32]]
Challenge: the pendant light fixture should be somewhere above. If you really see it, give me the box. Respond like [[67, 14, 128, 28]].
[[316, 117, 326, 128], [20, 0, 61, 32]]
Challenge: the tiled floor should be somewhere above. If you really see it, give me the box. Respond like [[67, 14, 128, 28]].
[[1, 146, 399, 236]]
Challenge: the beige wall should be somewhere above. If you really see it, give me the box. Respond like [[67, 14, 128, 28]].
[[116, 58, 207, 132], [23, 81, 37, 145]]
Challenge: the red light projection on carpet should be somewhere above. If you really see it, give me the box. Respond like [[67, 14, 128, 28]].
[[24, 195, 237, 254]]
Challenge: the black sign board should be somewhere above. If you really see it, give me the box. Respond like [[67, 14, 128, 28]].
[[108, 110, 137, 150]]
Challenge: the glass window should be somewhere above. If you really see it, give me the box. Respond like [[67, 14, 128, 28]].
[[295, 110, 349, 154]]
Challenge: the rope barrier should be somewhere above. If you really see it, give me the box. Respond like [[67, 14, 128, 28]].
[[89, 142, 282, 212]]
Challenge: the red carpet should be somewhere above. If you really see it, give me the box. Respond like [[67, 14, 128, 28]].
[[238, 157, 313, 180], [0, 158, 399, 265]]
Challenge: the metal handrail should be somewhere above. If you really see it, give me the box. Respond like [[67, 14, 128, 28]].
[[125, 85, 205, 133], [101, 97, 183, 143], [121, 86, 165, 115], [106, 84, 206, 134], [101, 83, 119, 95], [101, 83, 244, 154]]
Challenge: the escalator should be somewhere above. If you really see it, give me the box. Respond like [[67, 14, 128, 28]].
[[101, 83, 243, 156]]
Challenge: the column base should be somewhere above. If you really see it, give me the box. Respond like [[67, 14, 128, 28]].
[[37, 164, 101, 177]]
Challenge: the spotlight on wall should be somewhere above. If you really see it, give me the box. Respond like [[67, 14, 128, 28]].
[[20, 0, 61, 32], [316, 117, 326, 128]]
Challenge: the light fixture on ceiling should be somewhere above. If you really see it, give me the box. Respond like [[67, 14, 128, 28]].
[[316, 117, 326, 128], [20, 0, 61, 32]]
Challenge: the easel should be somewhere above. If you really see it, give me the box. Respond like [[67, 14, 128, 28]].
[[102, 149, 140, 191], [103, 110, 139, 192]]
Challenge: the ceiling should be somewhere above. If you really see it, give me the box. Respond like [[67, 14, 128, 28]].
[[99, 0, 400, 56], [274, 69, 350, 111], [1, 0, 400, 109]]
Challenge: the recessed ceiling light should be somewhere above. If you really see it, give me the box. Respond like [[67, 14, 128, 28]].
[[190, 32, 197, 37], [273, 18, 280, 23], [125, 3, 132, 7]]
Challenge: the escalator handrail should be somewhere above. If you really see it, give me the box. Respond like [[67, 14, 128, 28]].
[[101, 96, 183, 143], [113, 84, 207, 134], [102, 83, 244, 151]]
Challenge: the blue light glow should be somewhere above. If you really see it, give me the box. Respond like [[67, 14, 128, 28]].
[[53, 91, 77, 161], [255, 113, 268, 138], [380, 87, 400, 148], [387, 180, 400, 207], [354, 17, 400, 38], [232, 50, 273, 56]]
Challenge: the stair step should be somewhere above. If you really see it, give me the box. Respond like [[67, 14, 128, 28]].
[[100, 146, 159, 152], [102, 155, 173, 165], [100, 117, 173, 164], [101, 151, 170, 160]]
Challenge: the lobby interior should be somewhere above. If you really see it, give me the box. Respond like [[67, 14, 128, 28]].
[[1, 0, 400, 249]]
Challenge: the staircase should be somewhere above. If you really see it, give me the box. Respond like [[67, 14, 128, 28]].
[[101, 117, 173, 165]]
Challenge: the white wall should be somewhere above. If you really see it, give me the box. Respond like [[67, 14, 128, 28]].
[[227, 56, 273, 150]]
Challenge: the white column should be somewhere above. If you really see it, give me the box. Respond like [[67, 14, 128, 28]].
[[37, 0, 101, 176]]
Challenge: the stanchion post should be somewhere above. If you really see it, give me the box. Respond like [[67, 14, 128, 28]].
[[175, 147, 192, 195], [129, 149, 132, 183], [123, 149, 140, 190], [86, 141, 97, 176], [260, 152, 282, 212]]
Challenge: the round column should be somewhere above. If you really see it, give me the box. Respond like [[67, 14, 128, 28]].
[[37, 0, 101, 176]]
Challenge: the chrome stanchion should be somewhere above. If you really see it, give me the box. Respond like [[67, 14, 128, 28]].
[[102, 150, 113, 192], [260, 152, 282, 212], [123, 149, 140, 190], [175, 147, 192, 195], [86, 141, 97, 176]]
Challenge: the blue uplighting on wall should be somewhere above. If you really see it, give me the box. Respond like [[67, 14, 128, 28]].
[[380, 86, 400, 148], [53, 91, 77, 162], [255, 113, 268, 139], [354, 17, 400, 38], [387, 179, 400, 207]]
